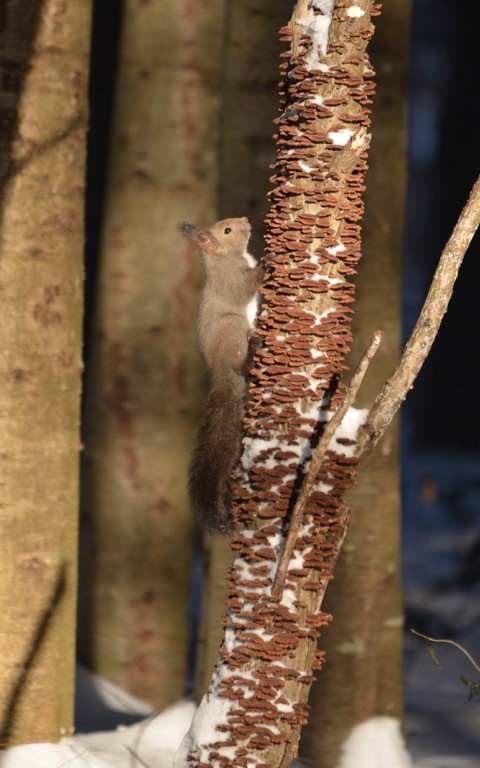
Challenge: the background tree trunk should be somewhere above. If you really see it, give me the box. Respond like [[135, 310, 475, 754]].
[[300, 3, 410, 763], [194, 0, 293, 701], [0, 0, 91, 745], [80, 0, 224, 708]]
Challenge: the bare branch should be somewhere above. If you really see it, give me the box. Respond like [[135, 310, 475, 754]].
[[357, 173, 480, 457], [272, 330, 383, 599], [411, 629, 480, 675]]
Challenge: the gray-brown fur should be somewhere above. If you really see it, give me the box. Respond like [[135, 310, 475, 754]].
[[178, 217, 264, 533]]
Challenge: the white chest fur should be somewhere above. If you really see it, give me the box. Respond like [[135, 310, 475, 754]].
[[243, 250, 257, 268], [243, 250, 260, 327]]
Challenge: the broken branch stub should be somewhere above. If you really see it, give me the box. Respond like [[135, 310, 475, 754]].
[[175, 1, 380, 766]]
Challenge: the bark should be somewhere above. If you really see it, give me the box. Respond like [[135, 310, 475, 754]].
[[194, 0, 293, 702], [301, 4, 409, 761], [195, 535, 236, 699], [80, 0, 224, 707], [0, 0, 90, 745]]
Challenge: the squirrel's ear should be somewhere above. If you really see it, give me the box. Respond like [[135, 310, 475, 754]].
[[177, 222, 219, 252], [196, 230, 219, 251]]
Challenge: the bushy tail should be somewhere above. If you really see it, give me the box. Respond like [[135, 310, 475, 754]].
[[189, 379, 244, 534]]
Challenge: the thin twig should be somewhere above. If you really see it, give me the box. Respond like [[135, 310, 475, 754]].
[[126, 745, 153, 768], [56, 750, 90, 768], [128, 712, 159, 768], [357, 172, 480, 458], [272, 330, 383, 599], [411, 629, 480, 674]]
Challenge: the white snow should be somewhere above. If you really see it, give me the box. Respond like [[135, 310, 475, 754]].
[[299, 160, 314, 173], [328, 128, 355, 146], [312, 0, 335, 14], [298, 1, 335, 70], [326, 243, 346, 256], [347, 5, 366, 18], [1, 637, 479, 768], [328, 406, 369, 457], [173, 693, 233, 768], [0, 698, 196, 768], [336, 716, 413, 768], [310, 272, 343, 284]]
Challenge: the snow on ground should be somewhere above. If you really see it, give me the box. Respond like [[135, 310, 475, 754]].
[[0, 707, 412, 768], [0, 681, 195, 768], [0, 665, 477, 768], [0, 646, 478, 768], [336, 717, 412, 768]]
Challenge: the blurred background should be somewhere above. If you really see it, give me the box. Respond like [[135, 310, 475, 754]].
[[79, 0, 480, 763], [402, 0, 480, 760]]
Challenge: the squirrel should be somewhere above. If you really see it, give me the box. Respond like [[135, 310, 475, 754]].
[[178, 217, 264, 534]]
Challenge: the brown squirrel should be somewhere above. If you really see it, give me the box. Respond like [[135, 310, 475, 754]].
[[178, 217, 264, 534]]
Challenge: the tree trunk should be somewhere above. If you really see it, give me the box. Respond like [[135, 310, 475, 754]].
[[175, 2, 382, 765], [80, 0, 224, 707], [194, 0, 293, 702], [0, 0, 90, 746], [300, 5, 410, 763]]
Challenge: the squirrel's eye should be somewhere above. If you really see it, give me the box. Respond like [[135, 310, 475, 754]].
[[224, 227, 232, 234]]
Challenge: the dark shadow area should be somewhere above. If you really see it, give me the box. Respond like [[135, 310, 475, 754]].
[[403, 0, 480, 619], [83, 0, 124, 337], [74, 665, 152, 733], [76, 0, 124, 676], [0, 2, 45, 225], [278, 374, 341, 534], [403, 2, 480, 760], [0, 564, 66, 746], [403, 0, 480, 450]]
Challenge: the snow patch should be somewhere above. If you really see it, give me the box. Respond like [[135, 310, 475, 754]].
[[329, 407, 368, 457], [298, 1, 335, 70], [174, 695, 233, 768], [0, 700, 196, 768], [347, 5, 366, 18], [336, 716, 413, 768], [329, 128, 355, 146], [312, 0, 335, 12], [299, 160, 314, 173], [310, 273, 343, 285], [326, 243, 346, 255]]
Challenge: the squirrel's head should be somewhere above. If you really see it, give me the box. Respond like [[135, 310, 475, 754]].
[[178, 217, 251, 260]]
